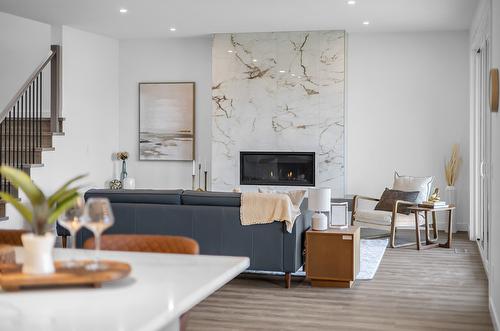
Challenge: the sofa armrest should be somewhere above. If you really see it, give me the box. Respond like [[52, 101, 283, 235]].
[[392, 200, 417, 217], [283, 210, 312, 273]]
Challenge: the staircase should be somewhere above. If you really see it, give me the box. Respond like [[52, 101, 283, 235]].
[[0, 45, 64, 222]]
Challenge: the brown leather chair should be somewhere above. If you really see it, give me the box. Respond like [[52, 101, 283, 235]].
[[0, 229, 27, 246], [83, 234, 199, 331], [83, 234, 199, 255]]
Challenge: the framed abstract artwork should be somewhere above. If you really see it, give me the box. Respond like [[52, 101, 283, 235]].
[[139, 82, 195, 160]]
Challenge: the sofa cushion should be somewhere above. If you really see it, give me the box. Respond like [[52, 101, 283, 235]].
[[182, 190, 241, 207], [374, 188, 419, 215], [85, 189, 183, 205], [355, 209, 424, 227]]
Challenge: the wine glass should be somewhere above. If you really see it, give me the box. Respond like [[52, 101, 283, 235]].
[[57, 195, 85, 267], [82, 198, 114, 270]]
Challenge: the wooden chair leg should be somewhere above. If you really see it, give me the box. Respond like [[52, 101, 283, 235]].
[[61, 236, 68, 248], [390, 225, 397, 248], [431, 211, 439, 240], [285, 272, 291, 288], [415, 212, 421, 250]]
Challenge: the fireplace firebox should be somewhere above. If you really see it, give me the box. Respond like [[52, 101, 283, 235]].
[[240, 152, 315, 186]]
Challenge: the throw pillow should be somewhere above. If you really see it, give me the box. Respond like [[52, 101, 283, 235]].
[[392, 171, 434, 203], [374, 188, 419, 215]]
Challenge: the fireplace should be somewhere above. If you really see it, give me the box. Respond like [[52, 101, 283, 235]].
[[240, 152, 315, 186]]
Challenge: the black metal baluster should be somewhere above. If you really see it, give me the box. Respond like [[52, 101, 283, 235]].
[[31, 82, 35, 163], [21, 88, 24, 167], [36, 73, 43, 147], [28, 86, 32, 164], [22, 92, 26, 168], [16, 101, 19, 172], [7, 112, 12, 193]]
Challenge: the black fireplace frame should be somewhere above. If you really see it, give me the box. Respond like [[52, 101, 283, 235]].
[[240, 151, 315, 186]]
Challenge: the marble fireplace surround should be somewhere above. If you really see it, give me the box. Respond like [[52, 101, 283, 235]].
[[211, 30, 345, 196]]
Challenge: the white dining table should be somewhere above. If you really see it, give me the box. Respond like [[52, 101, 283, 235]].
[[0, 247, 249, 331]]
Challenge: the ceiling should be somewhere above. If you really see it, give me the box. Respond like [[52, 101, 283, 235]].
[[0, 0, 480, 39]]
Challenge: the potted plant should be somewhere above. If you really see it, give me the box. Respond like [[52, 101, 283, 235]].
[[0, 166, 86, 274]]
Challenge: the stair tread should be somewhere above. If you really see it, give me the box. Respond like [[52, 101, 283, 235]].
[[21, 163, 44, 168], [1, 147, 54, 152], [0, 132, 59, 136]]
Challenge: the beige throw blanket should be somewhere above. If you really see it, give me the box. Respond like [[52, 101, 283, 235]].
[[240, 192, 299, 233]]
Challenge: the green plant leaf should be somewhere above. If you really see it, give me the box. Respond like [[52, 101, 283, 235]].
[[0, 192, 32, 222], [47, 174, 87, 207], [0, 166, 44, 205], [47, 192, 79, 224], [48, 186, 82, 208]]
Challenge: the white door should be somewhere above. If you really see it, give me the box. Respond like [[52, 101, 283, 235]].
[[474, 40, 491, 263]]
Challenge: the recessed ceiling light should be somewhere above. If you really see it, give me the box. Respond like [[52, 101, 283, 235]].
[[363, 21, 370, 25], [119, 8, 128, 13], [252, 59, 258, 62], [169, 27, 177, 32], [291, 73, 296, 77], [227, 50, 233, 53], [347, 0, 356, 5], [279, 70, 286, 73]]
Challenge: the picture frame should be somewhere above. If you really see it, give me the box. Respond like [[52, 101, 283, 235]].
[[330, 202, 349, 229], [139, 82, 195, 161]]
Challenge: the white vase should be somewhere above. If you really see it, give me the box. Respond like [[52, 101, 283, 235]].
[[122, 177, 136, 189], [21, 233, 56, 275], [445, 186, 456, 207], [445, 186, 457, 233]]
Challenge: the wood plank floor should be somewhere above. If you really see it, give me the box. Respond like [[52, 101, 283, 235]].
[[187, 232, 492, 330]]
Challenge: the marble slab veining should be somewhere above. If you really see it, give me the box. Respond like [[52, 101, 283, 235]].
[[211, 31, 345, 196]]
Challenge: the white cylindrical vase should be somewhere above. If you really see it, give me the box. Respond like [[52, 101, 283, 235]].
[[445, 186, 457, 233], [21, 233, 56, 275], [122, 177, 136, 189]]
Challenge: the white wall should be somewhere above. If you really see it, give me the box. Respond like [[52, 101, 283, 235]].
[[346, 32, 470, 231], [119, 37, 212, 189], [2, 26, 120, 229], [0, 12, 51, 114]]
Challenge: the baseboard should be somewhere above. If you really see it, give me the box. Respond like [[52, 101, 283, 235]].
[[490, 297, 500, 331]]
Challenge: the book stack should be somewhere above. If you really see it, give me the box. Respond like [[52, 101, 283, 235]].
[[419, 201, 449, 209]]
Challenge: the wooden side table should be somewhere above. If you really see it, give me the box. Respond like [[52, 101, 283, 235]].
[[305, 226, 360, 288], [407, 205, 456, 250]]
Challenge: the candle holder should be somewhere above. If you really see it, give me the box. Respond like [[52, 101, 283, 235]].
[[204, 171, 208, 191], [195, 163, 204, 191]]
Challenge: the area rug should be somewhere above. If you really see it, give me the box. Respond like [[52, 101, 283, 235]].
[[357, 238, 388, 280]]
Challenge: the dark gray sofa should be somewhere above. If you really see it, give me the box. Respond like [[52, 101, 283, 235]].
[[57, 189, 311, 285]]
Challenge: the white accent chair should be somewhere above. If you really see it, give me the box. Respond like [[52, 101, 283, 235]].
[[351, 173, 434, 248]]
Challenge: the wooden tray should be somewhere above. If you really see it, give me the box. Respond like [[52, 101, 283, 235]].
[[0, 260, 131, 292]]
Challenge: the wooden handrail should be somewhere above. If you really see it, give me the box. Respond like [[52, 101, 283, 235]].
[[0, 49, 56, 123]]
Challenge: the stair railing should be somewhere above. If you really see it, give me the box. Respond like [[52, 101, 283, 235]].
[[0, 45, 61, 194]]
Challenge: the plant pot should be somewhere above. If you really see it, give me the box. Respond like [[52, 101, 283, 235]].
[[21, 233, 56, 275]]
